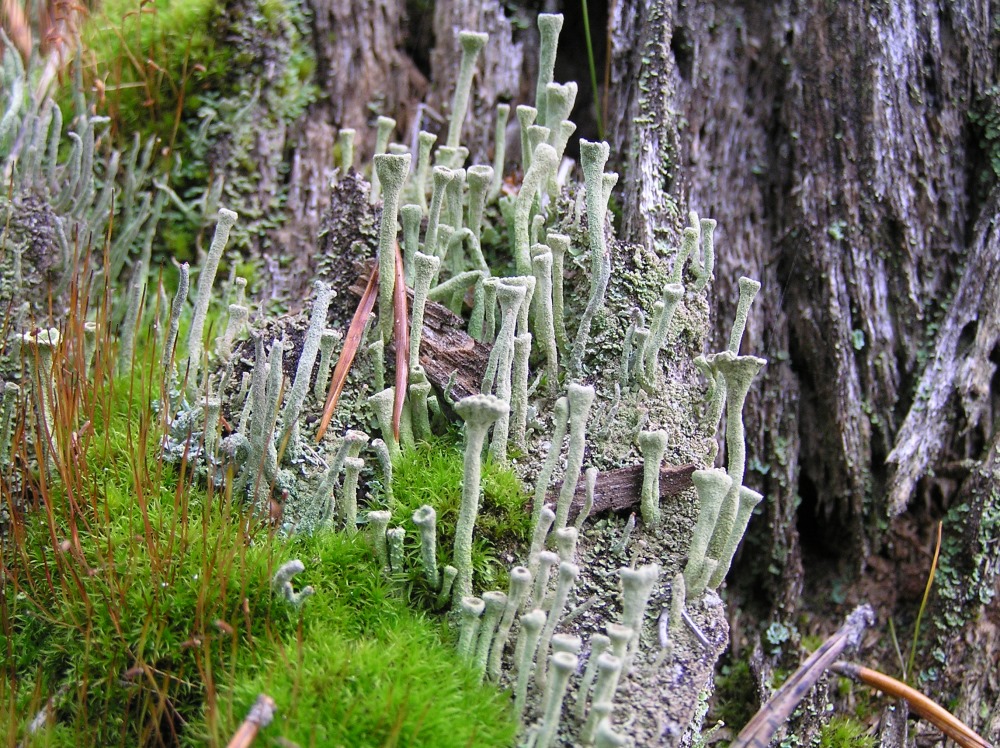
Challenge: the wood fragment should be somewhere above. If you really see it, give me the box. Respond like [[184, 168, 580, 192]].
[[549, 463, 696, 520], [350, 270, 491, 401], [226, 693, 277, 748]]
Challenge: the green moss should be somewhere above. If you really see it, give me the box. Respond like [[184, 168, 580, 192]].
[[816, 716, 875, 748], [710, 658, 756, 732], [969, 84, 1000, 191], [2, 339, 516, 746], [70, 0, 223, 150], [392, 433, 533, 594], [208, 531, 518, 748]]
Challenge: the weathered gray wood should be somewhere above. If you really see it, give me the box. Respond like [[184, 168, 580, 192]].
[[427, 1, 526, 165], [627, 0, 1000, 729], [886, 190, 1000, 514], [552, 463, 696, 520]]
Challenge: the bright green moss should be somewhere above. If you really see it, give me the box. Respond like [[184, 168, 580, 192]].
[[205, 531, 519, 748], [392, 433, 533, 594], [70, 0, 222, 149], [817, 716, 875, 748], [2, 349, 516, 747]]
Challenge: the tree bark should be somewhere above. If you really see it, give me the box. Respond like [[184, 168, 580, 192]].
[[267, 0, 1000, 735], [605, 0, 999, 727]]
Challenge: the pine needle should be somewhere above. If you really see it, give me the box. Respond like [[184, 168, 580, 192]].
[[316, 266, 379, 442]]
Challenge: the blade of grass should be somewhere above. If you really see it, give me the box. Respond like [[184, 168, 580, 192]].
[[392, 239, 409, 441], [316, 265, 379, 442], [906, 519, 942, 682], [581, 0, 603, 141]]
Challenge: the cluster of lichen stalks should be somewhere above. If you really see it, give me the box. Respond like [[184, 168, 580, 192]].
[[0, 15, 769, 747]]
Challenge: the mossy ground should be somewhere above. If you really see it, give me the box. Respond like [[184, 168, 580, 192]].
[[0, 314, 518, 746]]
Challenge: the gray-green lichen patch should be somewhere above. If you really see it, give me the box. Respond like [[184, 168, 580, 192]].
[[313, 170, 379, 322], [0, 193, 66, 315]]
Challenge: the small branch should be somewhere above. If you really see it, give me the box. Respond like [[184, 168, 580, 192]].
[[731, 604, 875, 748], [226, 694, 277, 748]]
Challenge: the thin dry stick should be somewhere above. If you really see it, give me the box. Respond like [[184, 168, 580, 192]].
[[226, 694, 277, 748], [831, 662, 994, 748], [731, 604, 875, 748]]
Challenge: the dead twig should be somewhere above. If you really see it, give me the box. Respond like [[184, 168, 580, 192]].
[[226, 693, 277, 748], [731, 604, 875, 748]]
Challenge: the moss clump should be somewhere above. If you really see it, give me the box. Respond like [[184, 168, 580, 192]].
[[709, 657, 756, 732], [212, 530, 519, 748], [392, 433, 533, 593], [1, 338, 517, 747], [816, 716, 875, 748], [71, 0, 223, 149]]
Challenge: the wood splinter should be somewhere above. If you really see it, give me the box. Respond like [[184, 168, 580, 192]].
[[226, 693, 277, 748]]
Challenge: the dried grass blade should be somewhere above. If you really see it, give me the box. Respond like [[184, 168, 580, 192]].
[[315, 266, 379, 442], [392, 239, 409, 441]]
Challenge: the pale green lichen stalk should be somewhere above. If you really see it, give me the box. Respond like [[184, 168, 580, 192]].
[[514, 143, 558, 275], [373, 153, 411, 343], [484, 283, 525, 463], [457, 595, 485, 662], [516, 105, 536, 172], [453, 394, 509, 602], [534, 14, 564, 125], [473, 590, 507, 680], [279, 282, 334, 453], [554, 384, 596, 531], [514, 609, 547, 720], [489, 103, 510, 200], [272, 560, 314, 608], [487, 565, 532, 680], [711, 485, 764, 589], [637, 430, 670, 528], [534, 561, 579, 688], [619, 563, 659, 665], [412, 505, 440, 589], [535, 651, 577, 748], [185, 209, 237, 394], [569, 140, 614, 377], [704, 353, 766, 590], [683, 468, 733, 595], [337, 128, 355, 173], [400, 204, 422, 280], [413, 130, 436, 212], [367, 510, 391, 570], [369, 116, 396, 203], [446, 31, 488, 150], [424, 166, 453, 261]]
